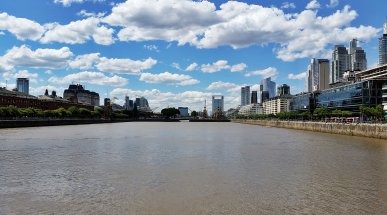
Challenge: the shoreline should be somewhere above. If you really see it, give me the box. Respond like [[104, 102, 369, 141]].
[[0, 118, 180, 128], [232, 119, 387, 139]]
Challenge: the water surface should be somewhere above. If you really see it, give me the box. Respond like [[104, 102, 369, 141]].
[[1, 122, 387, 214]]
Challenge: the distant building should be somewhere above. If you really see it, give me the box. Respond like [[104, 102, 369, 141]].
[[379, 20, 387, 66], [251, 91, 258, 104], [349, 39, 367, 71], [16, 78, 29, 95], [104, 98, 111, 107], [261, 91, 270, 103], [277, 84, 290, 97], [178, 107, 189, 117], [260, 77, 276, 98], [306, 59, 330, 92], [212, 95, 224, 114], [263, 96, 292, 115], [239, 103, 263, 115], [135, 97, 150, 111], [63, 84, 100, 106], [124, 96, 131, 110], [241, 86, 251, 106], [331, 45, 350, 84]]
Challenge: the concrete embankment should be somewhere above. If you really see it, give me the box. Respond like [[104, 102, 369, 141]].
[[232, 119, 387, 139]]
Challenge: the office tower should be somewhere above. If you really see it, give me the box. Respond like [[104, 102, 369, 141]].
[[63, 84, 100, 106], [104, 98, 111, 107], [260, 77, 276, 98], [241, 86, 250, 106], [307, 58, 330, 92], [212, 95, 224, 113], [349, 39, 367, 71], [331, 45, 350, 83], [261, 91, 269, 103], [16, 78, 29, 95], [251, 91, 258, 104], [379, 20, 387, 66], [277, 84, 290, 97], [124, 96, 130, 110]]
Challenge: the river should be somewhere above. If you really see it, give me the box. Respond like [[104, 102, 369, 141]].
[[1, 122, 387, 214]]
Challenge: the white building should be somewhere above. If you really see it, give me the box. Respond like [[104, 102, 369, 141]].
[[263, 97, 292, 115], [239, 103, 263, 115], [331, 45, 350, 84]]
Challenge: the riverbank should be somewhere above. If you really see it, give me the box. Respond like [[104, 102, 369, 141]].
[[232, 119, 387, 139], [0, 118, 180, 128]]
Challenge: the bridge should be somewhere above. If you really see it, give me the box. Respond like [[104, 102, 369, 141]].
[[355, 64, 387, 81]]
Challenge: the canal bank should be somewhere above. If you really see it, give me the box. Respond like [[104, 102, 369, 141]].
[[232, 119, 387, 139]]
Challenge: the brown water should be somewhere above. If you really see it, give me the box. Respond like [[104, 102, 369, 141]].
[[1, 122, 387, 215]]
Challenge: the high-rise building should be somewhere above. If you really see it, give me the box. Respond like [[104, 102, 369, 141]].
[[124, 96, 130, 110], [379, 20, 387, 66], [134, 97, 150, 111], [212, 95, 224, 114], [277, 84, 290, 97], [178, 107, 189, 117], [349, 39, 367, 71], [16, 78, 29, 95], [241, 86, 250, 106], [63, 84, 100, 106], [331, 45, 350, 83], [307, 59, 329, 92], [260, 77, 276, 98], [251, 91, 258, 104]]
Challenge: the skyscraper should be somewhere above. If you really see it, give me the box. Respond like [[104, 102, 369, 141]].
[[240, 86, 250, 106], [260, 77, 276, 98], [349, 39, 367, 71], [16, 78, 29, 95], [331, 45, 350, 83], [277, 84, 290, 97], [379, 20, 387, 66], [124, 96, 130, 110], [212, 95, 224, 114], [251, 91, 258, 104], [306, 59, 330, 92]]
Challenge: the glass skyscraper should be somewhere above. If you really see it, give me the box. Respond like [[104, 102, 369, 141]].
[[16, 78, 29, 95], [240, 86, 250, 106], [260, 77, 276, 98], [379, 21, 387, 66]]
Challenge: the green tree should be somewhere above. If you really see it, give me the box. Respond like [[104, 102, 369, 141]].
[[191, 111, 198, 119], [161, 107, 180, 119]]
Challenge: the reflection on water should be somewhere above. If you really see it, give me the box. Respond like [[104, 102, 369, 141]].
[[1, 122, 387, 214]]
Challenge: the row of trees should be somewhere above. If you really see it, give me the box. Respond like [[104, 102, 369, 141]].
[[236, 105, 385, 121], [0, 106, 103, 119]]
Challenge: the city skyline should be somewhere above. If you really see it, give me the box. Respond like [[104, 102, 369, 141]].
[[0, 0, 386, 111]]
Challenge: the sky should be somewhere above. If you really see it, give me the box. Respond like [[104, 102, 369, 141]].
[[0, 0, 386, 112]]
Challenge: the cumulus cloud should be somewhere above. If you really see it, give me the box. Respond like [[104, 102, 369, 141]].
[[326, 0, 339, 8], [245, 67, 279, 78], [230, 63, 247, 72], [0, 45, 73, 70], [96, 57, 157, 75], [0, 12, 45, 41], [68, 53, 101, 70], [281, 2, 296, 9], [41, 17, 114, 45], [306, 0, 320, 9], [139, 72, 199, 86], [3, 70, 39, 83], [207, 81, 238, 90], [30, 85, 66, 96], [288, 72, 307, 80], [200, 60, 246, 73], [48, 71, 128, 87], [54, 0, 105, 7], [185, 63, 198, 71], [102, 0, 378, 61], [143, 44, 159, 52]]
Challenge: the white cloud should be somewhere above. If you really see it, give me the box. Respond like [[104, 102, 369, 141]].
[[68, 53, 101, 70], [185, 63, 198, 71], [306, 0, 320, 9], [30, 85, 66, 96], [1, 45, 73, 70], [139, 72, 199, 86], [0, 12, 45, 41], [54, 0, 105, 7], [245, 67, 279, 78], [48, 71, 128, 87], [143, 44, 159, 52], [3, 70, 39, 83], [77, 10, 105, 18], [230, 63, 247, 72], [288, 72, 307, 80], [171, 63, 181, 70], [326, 0, 339, 8], [45, 70, 53, 75], [281, 2, 296, 9], [201, 60, 229, 73], [207, 81, 238, 90], [96, 57, 157, 75], [41, 17, 114, 45]]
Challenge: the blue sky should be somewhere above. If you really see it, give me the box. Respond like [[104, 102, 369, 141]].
[[0, 0, 386, 111]]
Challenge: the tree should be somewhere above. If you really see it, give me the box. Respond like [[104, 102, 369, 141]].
[[191, 111, 198, 119], [161, 107, 180, 119]]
